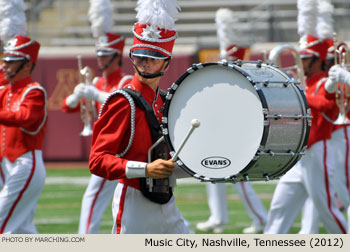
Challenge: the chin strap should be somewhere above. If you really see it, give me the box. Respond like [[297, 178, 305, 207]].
[[99, 53, 119, 71], [131, 60, 170, 79], [6, 59, 28, 79], [304, 56, 318, 78]]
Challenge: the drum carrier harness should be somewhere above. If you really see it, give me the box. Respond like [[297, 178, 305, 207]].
[[122, 88, 173, 205]]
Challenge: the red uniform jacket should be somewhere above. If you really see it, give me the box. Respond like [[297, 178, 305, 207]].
[[0, 76, 47, 162], [89, 75, 164, 190], [61, 69, 131, 113], [305, 72, 338, 148]]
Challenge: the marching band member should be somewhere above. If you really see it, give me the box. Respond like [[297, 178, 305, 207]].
[[61, 0, 132, 234], [0, 35, 46, 234], [89, 0, 190, 234], [0, 0, 46, 234], [196, 8, 267, 234], [325, 40, 350, 234], [264, 0, 347, 234], [0, 0, 47, 233]]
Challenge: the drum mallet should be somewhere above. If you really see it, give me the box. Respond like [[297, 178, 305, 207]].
[[172, 119, 200, 161]]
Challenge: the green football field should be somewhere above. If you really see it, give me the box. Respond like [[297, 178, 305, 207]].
[[36, 163, 327, 234]]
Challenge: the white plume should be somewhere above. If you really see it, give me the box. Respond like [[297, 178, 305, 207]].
[[297, 0, 317, 36], [88, 0, 113, 38], [135, 0, 180, 30], [0, 0, 27, 43], [317, 0, 334, 40], [215, 8, 246, 52], [215, 8, 237, 52]]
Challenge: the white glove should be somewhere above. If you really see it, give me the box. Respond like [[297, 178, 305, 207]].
[[80, 85, 109, 103], [325, 76, 337, 93], [328, 65, 350, 85], [65, 83, 85, 108]]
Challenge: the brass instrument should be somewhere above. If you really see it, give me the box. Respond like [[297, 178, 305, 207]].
[[77, 56, 97, 136], [332, 33, 350, 125], [268, 44, 306, 90]]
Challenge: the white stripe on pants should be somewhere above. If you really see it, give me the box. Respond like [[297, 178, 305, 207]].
[[111, 183, 189, 234], [264, 140, 347, 233], [0, 150, 45, 234], [78, 174, 118, 234]]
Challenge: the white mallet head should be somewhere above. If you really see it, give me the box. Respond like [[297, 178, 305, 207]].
[[191, 119, 200, 128]]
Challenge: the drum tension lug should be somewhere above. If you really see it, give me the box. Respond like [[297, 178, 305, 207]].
[[244, 175, 249, 181], [263, 80, 269, 87], [221, 60, 228, 66], [236, 59, 242, 67], [257, 60, 262, 68], [283, 80, 291, 87]]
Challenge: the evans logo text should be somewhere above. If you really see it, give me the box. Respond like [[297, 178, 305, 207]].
[[201, 157, 231, 169]]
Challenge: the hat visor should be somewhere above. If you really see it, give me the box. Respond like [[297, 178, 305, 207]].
[[299, 53, 314, 59], [131, 49, 168, 60], [96, 50, 119, 57], [1, 54, 26, 61]]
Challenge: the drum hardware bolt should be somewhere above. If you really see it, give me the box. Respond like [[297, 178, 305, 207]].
[[266, 114, 282, 120], [293, 114, 302, 120], [162, 128, 168, 135], [303, 115, 312, 119], [299, 152, 305, 155], [257, 60, 262, 68], [264, 175, 270, 181], [187, 68, 194, 73], [161, 117, 168, 124], [236, 60, 242, 67], [171, 83, 178, 90], [288, 151, 295, 156], [166, 93, 173, 100], [220, 60, 228, 66], [244, 175, 249, 181], [263, 80, 269, 87], [263, 120, 270, 126], [269, 151, 275, 156], [176, 160, 183, 166]]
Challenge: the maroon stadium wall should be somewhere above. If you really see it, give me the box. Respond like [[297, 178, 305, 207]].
[[32, 54, 195, 161]]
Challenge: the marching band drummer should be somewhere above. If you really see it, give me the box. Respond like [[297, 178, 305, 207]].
[[89, 0, 190, 234], [264, 0, 347, 234], [196, 8, 267, 235], [61, 0, 132, 234]]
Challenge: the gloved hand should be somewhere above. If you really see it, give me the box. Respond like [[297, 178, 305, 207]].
[[65, 83, 85, 108], [324, 76, 337, 93], [80, 85, 109, 103], [328, 65, 350, 85]]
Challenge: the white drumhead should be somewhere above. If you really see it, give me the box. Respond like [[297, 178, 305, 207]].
[[167, 64, 264, 179]]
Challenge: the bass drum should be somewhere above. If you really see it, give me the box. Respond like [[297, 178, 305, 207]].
[[162, 61, 311, 182]]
